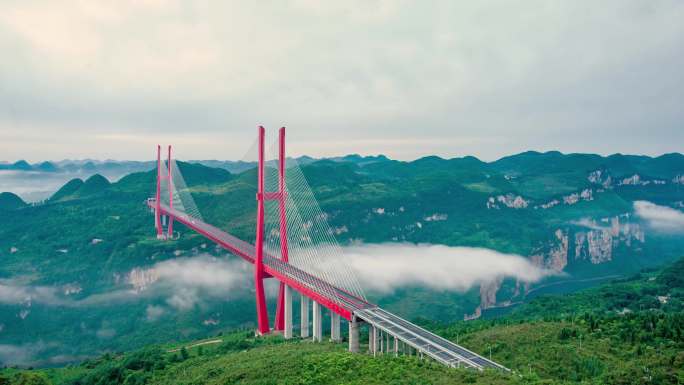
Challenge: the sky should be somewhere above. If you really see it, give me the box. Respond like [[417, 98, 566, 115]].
[[0, 1, 682, 162]]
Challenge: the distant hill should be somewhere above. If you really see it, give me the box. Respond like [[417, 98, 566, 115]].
[[0, 160, 33, 171], [49, 178, 85, 201], [76, 174, 111, 196], [0, 192, 27, 210]]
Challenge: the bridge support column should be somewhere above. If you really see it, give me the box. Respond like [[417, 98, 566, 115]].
[[394, 336, 398, 356], [312, 301, 322, 342], [300, 295, 310, 338], [283, 285, 292, 339], [369, 325, 378, 356], [348, 317, 359, 353], [330, 311, 340, 342]]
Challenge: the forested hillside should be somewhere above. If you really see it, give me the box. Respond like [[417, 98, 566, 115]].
[[0, 151, 682, 366], [2, 256, 683, 384]]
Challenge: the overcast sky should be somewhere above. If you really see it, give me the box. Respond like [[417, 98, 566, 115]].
[[0, 1, 682, 162]]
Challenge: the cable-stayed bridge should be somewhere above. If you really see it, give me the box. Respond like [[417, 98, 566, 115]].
[[148, 126, 507, 371]]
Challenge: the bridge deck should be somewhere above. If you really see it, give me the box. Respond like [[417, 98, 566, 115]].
[[150, 200, 507, 371], [355, 308, 507, 370]]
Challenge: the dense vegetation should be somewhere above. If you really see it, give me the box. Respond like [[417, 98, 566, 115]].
[[0, 151, 682, 366], [2, 257, 683, 384], [0, 192, 27, 210]]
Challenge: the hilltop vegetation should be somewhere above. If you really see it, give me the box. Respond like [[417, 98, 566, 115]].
[[2, 256, 683, 384], [0, 192, 27, 210], [0, 151, 682, 366]]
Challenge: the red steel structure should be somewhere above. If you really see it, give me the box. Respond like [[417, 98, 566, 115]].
[[148, 127, 508, 371], [253, 126, 270, 334], [273, 127, 289, 331], [154, 145, 175, 240], [151, 127, 372, 328]]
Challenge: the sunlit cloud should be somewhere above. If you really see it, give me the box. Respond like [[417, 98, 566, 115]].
[[634, 201, 684, 232]]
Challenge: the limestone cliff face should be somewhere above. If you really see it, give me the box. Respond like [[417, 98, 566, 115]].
[[466, 213, 648, 320], [128, 267, 158, 292], [618, 174, 667, 186], [588, 169, 612, 188], [480, 277, 503, 309], [486, 194, 529, 209], [562, 189, 594, 205], [530, 229, 569, 272], [585, 230, 613, 263], [573, 215, 644, 264], [468, 276, 503, 320], [620, 174, 642, 185], [549, 229, 569, 271]]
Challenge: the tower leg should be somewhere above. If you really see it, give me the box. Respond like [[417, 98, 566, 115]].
[[300, 295, 310, 338], [275, 283, 285, 331], [254, 125, 270, 335], [275, 127, 289, 331], [167, 145, 174, 239], [155, 145, 163, 239]]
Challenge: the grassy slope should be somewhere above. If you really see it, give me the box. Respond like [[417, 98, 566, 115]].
[[3, 257, 683, 385]]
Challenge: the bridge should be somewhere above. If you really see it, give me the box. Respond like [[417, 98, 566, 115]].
[[148, 126, 507, 371]]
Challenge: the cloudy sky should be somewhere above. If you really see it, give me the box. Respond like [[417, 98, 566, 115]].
[[0, 1, 682, 162]]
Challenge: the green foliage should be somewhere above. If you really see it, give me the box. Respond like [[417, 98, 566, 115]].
[[0, 192, 27, 210], [0, 372, 51, 385], [0, 152, 682, 369], [3, 257, 684, 384]]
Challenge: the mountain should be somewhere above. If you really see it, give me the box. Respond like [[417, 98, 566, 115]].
[[49, 178, 85, 201], [0, 192, 27, 210], [3, 256, 683, 384], [0, 151, 682, 368], [36, 161, 58, 172], [76, 174, 111, 196]]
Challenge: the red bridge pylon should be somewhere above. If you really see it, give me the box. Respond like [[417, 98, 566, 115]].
[[154, 145, 174, 240], [254, 126, 290, 335]]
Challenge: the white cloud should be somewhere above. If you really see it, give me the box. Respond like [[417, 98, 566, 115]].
[[634, 200, 684, 232], [0, 256, 251, 310], [132, 256, 251, 310], [0, 341, 53, 367], [0, 278, 63, 306], [342, 243, 552, 293], [145, 305, 165, 322], [149, 256, 248, 291]]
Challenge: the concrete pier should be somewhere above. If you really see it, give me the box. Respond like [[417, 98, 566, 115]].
[[369, 325, 378, 356], [300, 295, 310, 338], [348, 318, 359, 353], [312, 300, 322, 342], [330, 311, 341, 342], [283, 285, 292, 339]]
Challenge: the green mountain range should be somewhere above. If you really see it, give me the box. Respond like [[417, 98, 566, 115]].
[[0, 151, 682, 370]]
